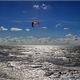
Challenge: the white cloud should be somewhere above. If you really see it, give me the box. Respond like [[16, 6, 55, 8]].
[[56, 23, 61, 28], [41, 27, 48, 29], [33, 4, 40, 9], [0, 35, 80, 45], [64, 28, 69, 30], [65, 34, 78, 41], [41, 3, 48, 10], [10, 27, 22, 31], [0, 26, 8, 31], [42, 3, 46, 6], [65, 34, 72, 37], [25, 29, 31, 32], [33, 3, 48, 10]]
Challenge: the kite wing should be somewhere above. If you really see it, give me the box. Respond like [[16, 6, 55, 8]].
[[32, 21, 40, 28]]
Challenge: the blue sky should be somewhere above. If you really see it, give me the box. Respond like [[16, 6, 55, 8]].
[[0, 1, 80, 38]]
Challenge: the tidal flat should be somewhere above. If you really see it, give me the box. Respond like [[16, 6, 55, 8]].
[[0, 45, 80, 80]]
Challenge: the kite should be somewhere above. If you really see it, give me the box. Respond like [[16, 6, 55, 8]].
[[32, 21, 40, 28]]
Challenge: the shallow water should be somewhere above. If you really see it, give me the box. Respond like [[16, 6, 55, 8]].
[[0, 45, 80, 80]]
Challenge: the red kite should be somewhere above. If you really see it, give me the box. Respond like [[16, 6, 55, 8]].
[[32, 21, 40, 28]]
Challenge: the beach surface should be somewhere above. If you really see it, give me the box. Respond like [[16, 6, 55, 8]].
[[0, 45, 80, 80]]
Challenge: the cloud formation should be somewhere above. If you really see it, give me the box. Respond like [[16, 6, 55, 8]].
[[41, 3, 48, 10], [10, 27, 23, 31], [0, 34, 79, 45], [0, 26, 8, 31], [33, 4, 40, 9], [41, 27, 48, 29], [33, 3, 48, 10], [64, 28, 69, 30], [65, 34, 78, 40], [56, 23, 61, 28], [0, 26, 48, 32], [25, 29, 31, 32]]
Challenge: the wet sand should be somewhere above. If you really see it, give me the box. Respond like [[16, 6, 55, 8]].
[[0, 45, 80, 80]]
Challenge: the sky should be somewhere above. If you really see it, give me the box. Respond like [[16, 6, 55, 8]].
[[0, 1, 80, 38]]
